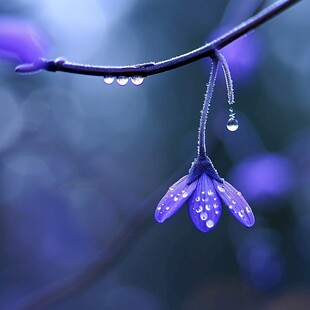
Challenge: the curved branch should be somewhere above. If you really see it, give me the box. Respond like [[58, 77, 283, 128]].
[[16, 0, 301, 77]]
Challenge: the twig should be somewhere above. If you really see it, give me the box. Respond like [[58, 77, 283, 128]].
[[15, 0, 300, 77]]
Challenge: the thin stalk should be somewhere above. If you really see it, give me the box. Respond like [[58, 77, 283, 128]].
[[198, 58, 219, 158], [216, 50, 235, 106]]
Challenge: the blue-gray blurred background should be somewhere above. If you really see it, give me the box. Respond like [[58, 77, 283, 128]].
[[1, 0, 310, 309]]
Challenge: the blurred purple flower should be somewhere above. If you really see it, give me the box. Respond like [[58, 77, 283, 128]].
[[0, 18, 48, 63], [229, 153, 295, 204], [155, 156, 255, 233]]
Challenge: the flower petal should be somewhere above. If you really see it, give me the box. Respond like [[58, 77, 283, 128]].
[[155, 175, 197, 223], [188, 174, 222, 232], [213, 179, 255, 227]]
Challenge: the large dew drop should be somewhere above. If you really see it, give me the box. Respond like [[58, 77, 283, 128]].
[[226, 118, 239, 131], [206, 220, 214, 228], [131, 76, 144, 86], [116, 76, 129, 86]]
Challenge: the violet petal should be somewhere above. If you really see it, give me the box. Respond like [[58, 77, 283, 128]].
[[213, 179, 255, 227], [155, 175, 197, 223], [188, 174, 222, 232]]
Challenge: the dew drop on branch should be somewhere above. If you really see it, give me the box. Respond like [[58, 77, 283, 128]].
[[130, 76, 145, 86], [103, 76, 115, 85], [116, 76, 129, 86]]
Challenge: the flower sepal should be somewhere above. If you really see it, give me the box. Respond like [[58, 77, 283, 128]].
[[188, 155, 222, 184]]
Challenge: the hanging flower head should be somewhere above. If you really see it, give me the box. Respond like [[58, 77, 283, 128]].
[[155, 156, 255, 232], [155, 51, 255, 233]]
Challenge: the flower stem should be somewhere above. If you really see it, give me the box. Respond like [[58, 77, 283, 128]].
[[198, 57, 219, 158], [216, 50, 235, 106]]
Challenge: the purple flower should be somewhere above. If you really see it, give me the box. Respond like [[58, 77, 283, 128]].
[[155, 156, 255, 233], [155, 54, 255, 233]]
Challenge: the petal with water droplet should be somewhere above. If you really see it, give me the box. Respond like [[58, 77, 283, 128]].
[[213, 179, 255, 227], [155, 175, 197, 223], [188, 174, 222, 232]]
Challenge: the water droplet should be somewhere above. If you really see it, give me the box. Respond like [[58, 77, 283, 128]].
[[131, 76, 144, 86], [182, 192, 189, 198], [166, 206, 170, 210], [116, 76, 129, 86], [232, 200, 236, 204], [201, 191, 205, 194], [217, 185, 225, 193], [226, 118, 239, 131], [200, 212, 208, 220], [174, 197, 179, 202], [246, 206, 252, 213], [229, 205, 233, 209], [213, 204, 218, 208], [169, 187, 174, 191], [195, 206, 203, 213], [157, 206, 162, 210], [207, 190, 214, 196], [202, 198, 208, 202], [195, 196, 201, 202], [170, 194, 174, 197], [205, 205, 211, 211], [215, 210, 219, 214], [238, 211, 244, 217], [103, 76, 115, 85], [206, 220, 214, 228], [237, 191, 242, 196]]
